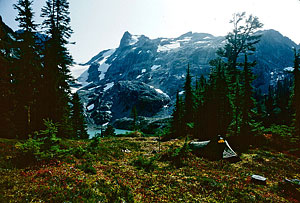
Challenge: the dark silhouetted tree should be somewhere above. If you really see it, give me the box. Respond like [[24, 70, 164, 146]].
[[292, 49, 300, 136], [217, 12, 263, 138], [70, 93, 88, 139], [0, 19, 15, 138], [183, 64, 195, 134], [13, 0, 42, 138], [40, 0, 74, 137], [131, 105, 138, 130], [170, 91, 184, 138]]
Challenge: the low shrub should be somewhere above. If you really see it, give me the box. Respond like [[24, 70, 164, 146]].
[[131, 155, 157, 172], [15, 120, 69, 166], [160, 140, 192, 168], [76, 161, 97, 174]]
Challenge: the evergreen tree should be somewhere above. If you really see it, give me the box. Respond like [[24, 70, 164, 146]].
[[0, 20, 15, 138], [202, 59, 231, 139], [170, 91, 184, 138], [40, 0, 74, 137], [13, 0, 42, 138], [292, 49, 300, 136], [131, 106, 138, 130], [217, 12, 263, 137], [240, 54, 256, 146], [102, 125, 116, 137], [194, 75, 206, 139], [70, 93, 88, 139], [183, 64, 195, 134]]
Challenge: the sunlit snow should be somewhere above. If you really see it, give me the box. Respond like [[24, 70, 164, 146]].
[[157, 42, 180, 52], [151, 65, 161, 70], [77, 69, 92, 87], [70, 64, 90, 79], [104, 82, 114, 91], [142, 69, 146, 73], [129, 35, 140, 45], [177, 37, 192, 42], [97, 49, 116, 80], [196, 41, 209, 44], [284, 67, 294, 72], [150, 85, 170, 98], [87, 104, 95, 111]]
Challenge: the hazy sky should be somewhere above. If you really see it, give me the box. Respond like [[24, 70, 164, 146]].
[[0, 0, 300, 63]]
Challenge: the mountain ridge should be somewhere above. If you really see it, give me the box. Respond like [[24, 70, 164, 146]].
[[70, 29, 299, 127]]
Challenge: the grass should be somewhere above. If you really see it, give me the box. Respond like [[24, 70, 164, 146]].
[[0, 137, 299, 202]]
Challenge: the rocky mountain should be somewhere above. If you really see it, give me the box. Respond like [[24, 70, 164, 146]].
[[0, 16, 18, 58], [71, 29, 299, 127]]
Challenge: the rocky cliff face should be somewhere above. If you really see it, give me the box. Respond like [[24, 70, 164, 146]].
[[71, 30, 299, 126]]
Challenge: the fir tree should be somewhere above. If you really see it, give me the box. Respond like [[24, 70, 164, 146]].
[[131, 105, 138, 130], [0, 22, 15, 138], [183, 64, 195, 134], [170, 91, 184, 138], [13, 0, 42, 138], [102, 125, 116, 137], [70, 93, 88, 139], [202, 59, 231, 139], [194, 75, 206, 139], [292, 49, 300, 136], [240, 54, 256, 147], [40, 0, 74, 137], [217, 12, 263, 137]]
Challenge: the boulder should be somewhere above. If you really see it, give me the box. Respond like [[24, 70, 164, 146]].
[[251, 175, 267, 185]]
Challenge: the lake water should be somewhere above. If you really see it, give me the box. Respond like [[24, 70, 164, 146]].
[[88, 128, 131, 138]]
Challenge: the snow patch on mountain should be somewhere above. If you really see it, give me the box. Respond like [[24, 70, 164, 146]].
[[97, 49, 116, 80], [150, 85, 170, 98], [87, 104, 95, 111], [284, 67, 294, 72], [129, 35, 140, 45], [196, 41, 210, 44], [104, 82, 114, 91], [177, 37, 192, 42], [77, 70, 91, 87], [70, 64, 90, 79], [157, 41, 180, 52], [151, 65, 160, 70]]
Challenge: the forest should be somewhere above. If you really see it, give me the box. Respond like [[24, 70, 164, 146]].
[[0, 0, 299, 202]]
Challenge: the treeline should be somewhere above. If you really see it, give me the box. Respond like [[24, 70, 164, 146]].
[[0, 0, 87, 139], [169, 13, 300, 151]]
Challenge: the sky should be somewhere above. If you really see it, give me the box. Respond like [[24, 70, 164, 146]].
[[0, 0, 300, 63]]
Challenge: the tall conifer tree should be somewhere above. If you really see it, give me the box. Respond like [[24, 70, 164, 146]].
[[70, 93, 88, 139], [183, 64, 194, 134], [217, 12, 263, 137], [240, 54, 256, 146], [292, 49, 300, 136], [170, 91, 184, 138], [13, 0, 41, 138], [40, 0, 73, 137], [202, 59, 231, 139], [194, 75, 206, 139], [0, 19, 15, 138]]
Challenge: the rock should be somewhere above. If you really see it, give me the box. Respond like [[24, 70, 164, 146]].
[[251, 175, 267, 185], [122, 149, 131, 153]]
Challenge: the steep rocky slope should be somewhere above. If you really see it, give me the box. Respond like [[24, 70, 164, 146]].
[[71, 29, 299, 126]]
